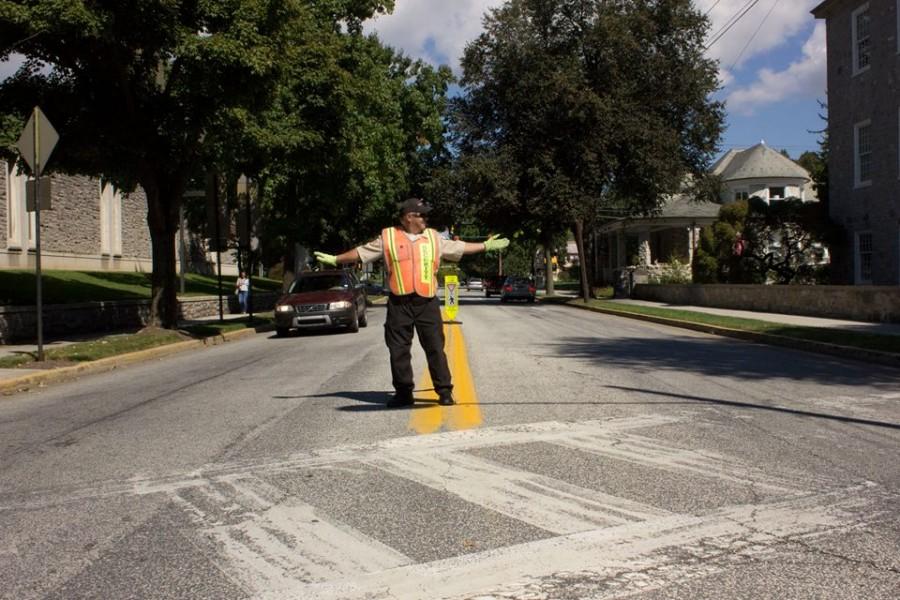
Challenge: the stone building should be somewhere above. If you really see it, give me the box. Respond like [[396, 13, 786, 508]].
[[813, 0, 900, 284], [1, 159, 236, 274]]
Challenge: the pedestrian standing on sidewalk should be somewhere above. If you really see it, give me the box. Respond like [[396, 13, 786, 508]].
[[314, 198, 509, 407], [235, 271, 250, 314]]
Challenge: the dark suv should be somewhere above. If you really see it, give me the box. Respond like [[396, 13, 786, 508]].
[[483, 275, 506, 298], [274, 270, 367, 336]]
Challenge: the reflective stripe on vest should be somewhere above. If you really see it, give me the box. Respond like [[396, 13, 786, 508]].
[[382, 227, 441, 297]]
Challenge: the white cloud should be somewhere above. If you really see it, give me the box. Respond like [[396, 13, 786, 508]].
[[701, 0, 819, 69], [0, 53, 26, 82], [366, 1, 503, 72], [725, 21, 826, 115]]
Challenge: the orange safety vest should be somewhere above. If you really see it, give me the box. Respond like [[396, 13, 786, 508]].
[[382, 227, 441, 297]]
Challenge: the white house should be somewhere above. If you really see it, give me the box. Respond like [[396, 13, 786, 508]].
[[712, 142, 818, 204]]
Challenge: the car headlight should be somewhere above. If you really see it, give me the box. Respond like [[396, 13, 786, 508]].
[[276, 305, 294, 313], [329, 300, 352, 310]]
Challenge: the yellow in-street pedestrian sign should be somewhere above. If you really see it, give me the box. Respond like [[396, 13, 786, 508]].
[[444, 275, 459, 321]]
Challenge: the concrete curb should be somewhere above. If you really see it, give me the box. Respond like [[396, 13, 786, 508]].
[[0, 324, 275, 397], [559, 301, 900, 369]]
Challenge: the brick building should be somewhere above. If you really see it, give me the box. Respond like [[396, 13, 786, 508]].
[[813, 0, 900, 284], [1, 159, 236, 275]]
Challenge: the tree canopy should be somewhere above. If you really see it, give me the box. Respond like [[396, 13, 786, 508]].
[[446, 0, 724, 297], [1, 0, 451, 325]]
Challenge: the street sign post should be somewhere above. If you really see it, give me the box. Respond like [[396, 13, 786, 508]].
[[14, 107, 59, 362], [444, 275, 459, 322]]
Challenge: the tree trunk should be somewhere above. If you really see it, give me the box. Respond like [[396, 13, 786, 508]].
[[544, 245, 555, 296], [145, 177, 183, 328], [574, 219, 590, 301]]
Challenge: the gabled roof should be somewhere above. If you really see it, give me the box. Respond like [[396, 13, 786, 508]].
[[656, 194, 721, 219], [596, 193, 720, 234], [714, 142, 810, 182]]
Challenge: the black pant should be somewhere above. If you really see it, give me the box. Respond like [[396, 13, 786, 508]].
[[385, 294, 452, 398]]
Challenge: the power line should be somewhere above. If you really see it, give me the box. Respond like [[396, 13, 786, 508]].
[[706, 0, 762, 50], [729, 0, 778, 70], [705, 0, 724, 16]]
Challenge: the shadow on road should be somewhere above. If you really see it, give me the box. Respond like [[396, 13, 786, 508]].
[[545, 335, 900, 386], [607, 385, 900, 431], [273, 390, 451, 411]]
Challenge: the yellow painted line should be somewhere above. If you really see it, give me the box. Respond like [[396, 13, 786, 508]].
[[408, 312, 483, 434]]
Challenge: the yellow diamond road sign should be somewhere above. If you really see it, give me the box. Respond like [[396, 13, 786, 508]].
[[16, 107, 59, 177], [444, 275, 459, 321]]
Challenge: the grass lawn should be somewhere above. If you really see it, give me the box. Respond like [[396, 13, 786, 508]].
[[0, 270, 282, 305], [0, 313, 275, 369], [550, 296, 900, 355]]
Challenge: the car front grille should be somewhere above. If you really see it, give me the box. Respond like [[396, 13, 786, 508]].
[[297, 303, 328, 313]]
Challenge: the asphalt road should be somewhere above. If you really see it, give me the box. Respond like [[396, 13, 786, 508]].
[[1, 290, 899, 599]]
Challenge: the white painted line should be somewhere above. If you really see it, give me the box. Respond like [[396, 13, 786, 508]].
[[264, 486, 876, 600], [369, 451, 670, 534]]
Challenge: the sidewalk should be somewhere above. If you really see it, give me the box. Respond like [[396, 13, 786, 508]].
[[608, 298, 900, 336], [0, 312, 255, 388]]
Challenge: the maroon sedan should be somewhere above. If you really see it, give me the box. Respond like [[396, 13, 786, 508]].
[[274, 270, 367, 336]]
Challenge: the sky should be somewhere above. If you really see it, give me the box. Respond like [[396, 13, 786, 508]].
[[1, 1, 826, 160], [364, 0, 827, 160]]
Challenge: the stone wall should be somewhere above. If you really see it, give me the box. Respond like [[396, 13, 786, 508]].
[[632, 284, 900, 323], [42, 175, 101, 254], [0, 293, 278, 343], [121, 188, 151, 260]]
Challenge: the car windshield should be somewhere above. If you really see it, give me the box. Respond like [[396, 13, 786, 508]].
[[289, 275, 348, 293], [506, 277, 530, 285]]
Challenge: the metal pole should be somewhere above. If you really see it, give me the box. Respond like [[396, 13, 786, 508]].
[[245, 189, 253, 323], [33, 108, 44, 362]]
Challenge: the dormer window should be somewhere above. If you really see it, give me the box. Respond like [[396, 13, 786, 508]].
[[852, 3, 871, 75]]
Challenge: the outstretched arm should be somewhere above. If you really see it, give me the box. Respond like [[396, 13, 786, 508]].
[[462, 234, 510, 255], [313, 249, 361, 266]]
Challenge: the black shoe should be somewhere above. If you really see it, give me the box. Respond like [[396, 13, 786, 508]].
[[387, 392, 414, 408], [438, 394, 455, 406]]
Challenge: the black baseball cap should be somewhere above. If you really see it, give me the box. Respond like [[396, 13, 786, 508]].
[[399, 198, 432, 215]]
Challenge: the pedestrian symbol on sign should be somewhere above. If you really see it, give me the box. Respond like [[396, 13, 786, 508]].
[[444, 275, 460, 321]]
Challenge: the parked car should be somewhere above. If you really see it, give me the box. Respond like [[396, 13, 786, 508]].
[[483, 275, 506, 297], [274, 269, 367, 336], [500, 276, 537, 303], [466, 277, 483, 291], [362, 280, 386, 296]]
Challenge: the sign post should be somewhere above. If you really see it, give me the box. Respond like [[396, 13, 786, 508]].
[[15, 107, 59, 361], [444, 275, 459, 323]]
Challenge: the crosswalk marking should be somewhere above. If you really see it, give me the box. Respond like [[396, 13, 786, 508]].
[[173, 475, 411, 592], [264, 485, 878, 600], [369, 451, 671, 534]]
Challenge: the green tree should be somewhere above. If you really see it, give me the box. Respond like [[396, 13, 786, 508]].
[[0, 0, 393, 327], [741, 197, 833, 284], [693, 200, 758, 284], [451, 0, 724, 300], [252, 31, 452, 280]]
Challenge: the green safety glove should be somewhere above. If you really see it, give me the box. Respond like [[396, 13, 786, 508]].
[[483, 234, 510, 253], [313, 251, 338, 267]]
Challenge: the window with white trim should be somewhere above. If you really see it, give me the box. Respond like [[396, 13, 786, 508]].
[[852, 3, 871, 75], [854, 120, 873, 186], [733, 189, 749, 201], [856, 231, 873, 284], [100, 181, 123, 256], [5, 163, 35, 250], [768, 186, 785, 199]]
